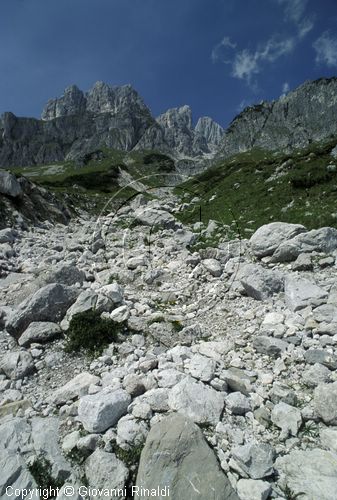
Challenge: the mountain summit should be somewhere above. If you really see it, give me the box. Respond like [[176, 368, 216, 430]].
[[1, 77, 337, 169], [0, 82, 223, 167], [218, 77, 337, 158]]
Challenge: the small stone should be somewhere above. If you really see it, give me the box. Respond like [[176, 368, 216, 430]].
[[231, 443, 275, 479], [187, 354, 216, 382], [225, 392, 251, 415], [237, 479, 272, 500], [314, 381, 337, 425], [304, 349, 337, 370], [303, 363, 332, 387], [202, 258, 222, 277], [271, 402, 302, 439], [253, 336, 288, 357]]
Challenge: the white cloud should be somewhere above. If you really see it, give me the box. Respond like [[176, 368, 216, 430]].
[[259, 36, 295, 62], [232, 50, 260, 84], [298, 18, 314, 39], [211, 0, 313, 88], [282, 82, 290, 93], [278, 0, 308, 23], [313, 31, 337, 67], [211, 36, 236, 63], [277, 0, 314, 39], [230, 35, 295, 86]]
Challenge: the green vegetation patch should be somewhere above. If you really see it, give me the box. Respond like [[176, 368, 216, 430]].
[[175, 140, 337, 235], [28, 456, 63, 494], [64, 309, 125, 355]]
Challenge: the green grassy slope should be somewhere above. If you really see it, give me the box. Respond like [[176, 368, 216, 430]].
[[10, 149, 176, 215], [174, 140, 337, 237]]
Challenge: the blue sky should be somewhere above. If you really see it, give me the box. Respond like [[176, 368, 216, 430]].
[[1, 0, 337, 127]]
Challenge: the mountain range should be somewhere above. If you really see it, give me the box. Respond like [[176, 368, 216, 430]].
[[0, 77, 337, 168]]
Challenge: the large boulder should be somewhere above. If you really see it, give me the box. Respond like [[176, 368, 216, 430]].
[[44, 264, 86, 286], [31, 417, 72, 482], [136, 413, 239, 500], [134, 207, 181, 230], [239, 264, 284, 300], [275, 449, 337, 500], [285, 276, 328, 312], [249, 222, 306, 258], [0, 450, 38, 498], [78, 388, 131, 433], [18, 321, 61, 347], [85, 449, 128, 500], [231, 443, 275, 479], [6, 283, 79, 338], [0, 170, 23, 198], [168, 376, 224, 425], [61, 289, 98, 328], [0, 350, 35, 380], [271, 227, 337, 262], [51, 372, 100, 405]]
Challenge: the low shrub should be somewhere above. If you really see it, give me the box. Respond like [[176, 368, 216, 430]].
[[64, 309, 125, 355]]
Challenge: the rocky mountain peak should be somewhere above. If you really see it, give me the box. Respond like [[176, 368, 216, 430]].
[[157, 105, 193, 131], [42, 81, 150, 120], [41, 84, 86, 120], [195, 116, 224, 147], [219, 77, 337, 158]]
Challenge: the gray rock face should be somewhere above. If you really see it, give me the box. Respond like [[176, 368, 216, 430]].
[[44, 264, 86, 286], [195, 116, 224, 148], [135, 105, 211, 159], [275, 449, 337, 500], [42, 84, 86, 120], [303, 363, 332, 387], [31, 417, 72, 482], [0, 170, 23, 197], [0, 174, 71, 230], [202, 258, 223, 277], [271, 227, 337, 262], [219, 77, 337, 158], [136, 413, 239, 500], [0, 82, 223, 167], [0, 416, 72, 491], [225, 392, 251, 415], [236, 479, 271, 500], [221, 367, 253, 395], [0, 82, 154, 166], [6, 283, 79, 338], [134, 207, 181, 230], [253, 336, 288, 357], [304, 349, 337, 370], [0, 450, 38, 498], [271, 402, 302, 439]]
